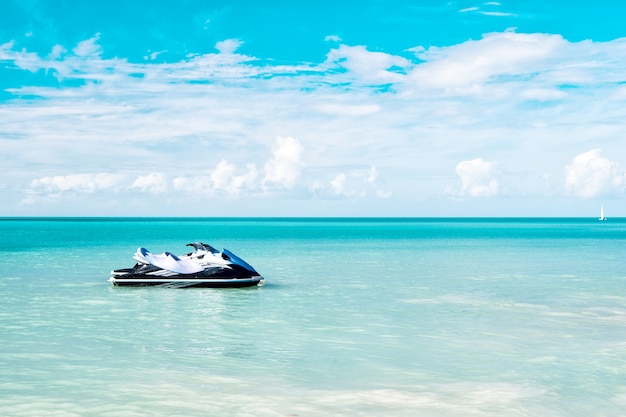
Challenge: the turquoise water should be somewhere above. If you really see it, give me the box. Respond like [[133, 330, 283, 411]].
[[1, 218, 626, 416]]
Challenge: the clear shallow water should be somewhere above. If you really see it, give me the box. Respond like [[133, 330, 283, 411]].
[[1, 218, 626, 416]]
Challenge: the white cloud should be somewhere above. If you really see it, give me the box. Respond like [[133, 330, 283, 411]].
[[208, 159, 258, 195], [331, 173, 347, 195], [29, 173, 126, 195], [1, 40, 45, 73], [215, 39, 243, 55], [263, 137, 304, 190], [130, 173, 168, 194], [172, 175, 210, 195], [480, 11, 515, 17], [231, 163, 259, 193], [366, 166, 378, 183], [73, 34, 102, 58], [145, 50, 167, 61], [211, 159, 237, 190], [565, 149, 626, 198], [173, 160, 259, 196], [315, 103, 380, 116], [3, 31, 626, 215], [326, 45, 411, 84], [48, 45, 66, 60], [459, 3, 514, 17], [408, 32, 566, 90], [454, 158, 500, 197], [325, 166, 390, 199], [520, 88, 567, 101], [325, 35, 342, 42]]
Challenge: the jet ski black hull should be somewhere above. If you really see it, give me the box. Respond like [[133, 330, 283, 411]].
[[109, 276, 264, 288]]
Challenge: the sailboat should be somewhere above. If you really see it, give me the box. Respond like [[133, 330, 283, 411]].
[[599, 206, 607, 221]]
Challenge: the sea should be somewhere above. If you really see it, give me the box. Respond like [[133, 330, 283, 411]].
[[1, 217, 626, 417]]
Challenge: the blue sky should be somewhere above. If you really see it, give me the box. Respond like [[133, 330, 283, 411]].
[[2, 1, 626, 216]]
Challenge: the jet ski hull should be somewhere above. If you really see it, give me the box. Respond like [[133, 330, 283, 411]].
[[108, 275, 264, 288]]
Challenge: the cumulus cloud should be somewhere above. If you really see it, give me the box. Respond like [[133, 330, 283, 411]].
[[22, 136, 302, 204], [565, 149, 626, 198], [454, 158, 500, 197], [263, 137, 304, 190], [211, 160, 237, 190], [210, 159, 259, 194], [173, 160, 258, 196], [319, 166, 391, 199], [130, 173, 168, 194]]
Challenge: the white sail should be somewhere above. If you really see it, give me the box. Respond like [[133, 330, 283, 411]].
[[599, 206, 607, 221]]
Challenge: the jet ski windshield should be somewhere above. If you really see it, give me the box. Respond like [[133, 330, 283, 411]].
[[223, 248, 258, 273], [187, 242, 219, 254]]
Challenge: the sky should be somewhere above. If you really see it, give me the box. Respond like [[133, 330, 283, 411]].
[[2, 1, 626, 217]]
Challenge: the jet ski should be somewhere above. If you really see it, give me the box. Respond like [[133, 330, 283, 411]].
[[109, 242, 264, 288]]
